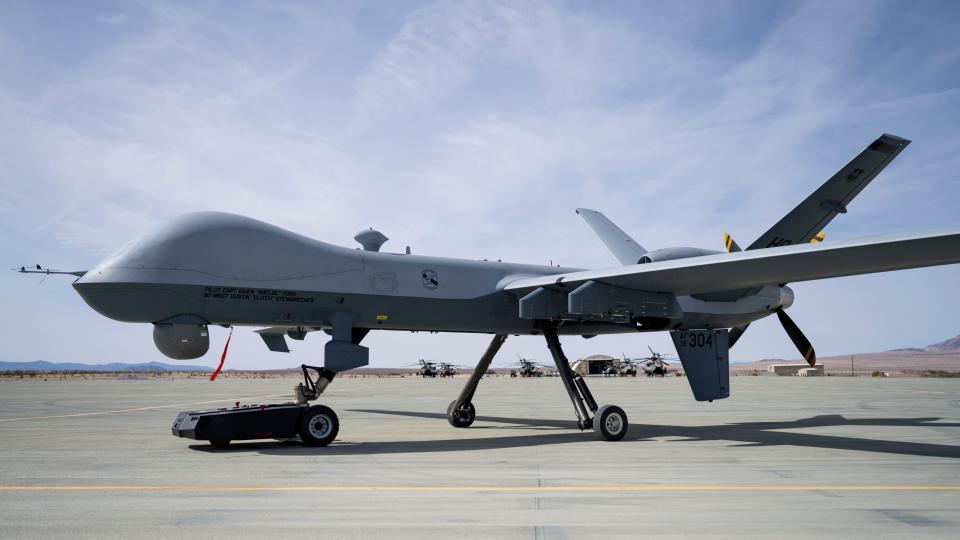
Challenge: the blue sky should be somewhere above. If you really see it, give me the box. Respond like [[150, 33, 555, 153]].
[[1, 0, 959, 369]]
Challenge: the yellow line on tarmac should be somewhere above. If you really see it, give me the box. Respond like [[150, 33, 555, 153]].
[[0, 394, 288, 423], [1, 485, 959, 493]]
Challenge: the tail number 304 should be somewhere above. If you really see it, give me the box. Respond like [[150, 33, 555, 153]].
[[678, 332, 714, 349]]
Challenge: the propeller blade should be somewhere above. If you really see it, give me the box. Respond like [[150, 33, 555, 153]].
[[723, 232, 742, 253], [776, 308, 816, 365], [728, 323, 750, 348]]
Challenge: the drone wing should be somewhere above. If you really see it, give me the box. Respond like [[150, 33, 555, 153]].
[[504, 230, 960, 297], [747, 134, 909, 249]]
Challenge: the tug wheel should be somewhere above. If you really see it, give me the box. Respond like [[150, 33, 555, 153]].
[[209, 439, 231, 449], [594, 405, 628, 441], [299, 405, 339, 447], [446, 400, 476, 428]]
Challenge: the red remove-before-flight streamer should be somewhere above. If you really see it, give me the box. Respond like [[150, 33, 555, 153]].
[[210, 328, 233, 381]]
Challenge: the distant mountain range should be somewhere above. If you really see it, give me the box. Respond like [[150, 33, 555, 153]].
[[3, 333, 958, 372], [0, 361, 211, 372], [924, 333, 960, 352]]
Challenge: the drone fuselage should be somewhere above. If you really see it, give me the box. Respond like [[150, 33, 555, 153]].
[[72, 213, 786, 343]]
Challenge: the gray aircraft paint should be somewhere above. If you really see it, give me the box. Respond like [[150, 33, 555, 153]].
[[72, 212, 799, 338]]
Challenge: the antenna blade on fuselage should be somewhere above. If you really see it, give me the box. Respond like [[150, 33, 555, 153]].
[[575, 208, 647, 265]]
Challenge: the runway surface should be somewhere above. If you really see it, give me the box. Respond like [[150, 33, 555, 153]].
[[1, 375, 958, 538]]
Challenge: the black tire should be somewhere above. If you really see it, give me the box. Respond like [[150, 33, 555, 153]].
[[594, 405, 628, 441], [298, 405, 339, 447], [446, 400, 476, 428], [209, 439, 231, 449]]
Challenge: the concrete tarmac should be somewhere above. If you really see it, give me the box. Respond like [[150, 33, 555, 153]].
[[1, 375, 958, 538]]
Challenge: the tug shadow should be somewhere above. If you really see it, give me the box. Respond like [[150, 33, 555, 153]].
[[189, 410, 960, 459]]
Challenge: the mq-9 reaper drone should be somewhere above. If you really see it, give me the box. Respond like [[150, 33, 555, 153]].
[[21, 134, 960, 446]]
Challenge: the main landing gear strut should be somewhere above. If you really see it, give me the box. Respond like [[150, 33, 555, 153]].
[[446, 324, 629, 441], [539, 322, 628, 441]]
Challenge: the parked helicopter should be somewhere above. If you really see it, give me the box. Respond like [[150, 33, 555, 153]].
[[438, 362, 465, 378], [501, 356, 552, 378], [641, 347, 673, 377], [615, 355, 641, 377], [403, 359, 439, 378]]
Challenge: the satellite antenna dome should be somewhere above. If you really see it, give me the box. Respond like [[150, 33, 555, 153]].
[[354, 228, 388, 252]]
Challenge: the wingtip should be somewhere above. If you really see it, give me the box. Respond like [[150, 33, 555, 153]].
[[880, 133, 911, 144]]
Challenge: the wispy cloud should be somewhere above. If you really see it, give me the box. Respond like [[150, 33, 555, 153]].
[[94, 13, 128, 26]]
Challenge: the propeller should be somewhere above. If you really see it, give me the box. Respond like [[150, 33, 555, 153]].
[[723, 232, 817, 365], [728, 324, 749, 348], [776, 308, 816, 365]]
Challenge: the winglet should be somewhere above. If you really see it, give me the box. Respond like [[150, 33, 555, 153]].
[[575, 208, 646, 265]]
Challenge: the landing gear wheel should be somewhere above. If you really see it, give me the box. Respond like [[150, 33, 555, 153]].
[[594, 405, 628, 441], [298, 405, 339, 447], [446, 400, 476, 428], [209, 439, 231, 448]]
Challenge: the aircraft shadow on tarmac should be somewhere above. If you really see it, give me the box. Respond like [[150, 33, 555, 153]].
[[188, 410, 960, 459]]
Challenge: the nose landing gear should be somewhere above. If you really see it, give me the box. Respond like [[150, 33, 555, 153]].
[[447, 334, 507, 428]]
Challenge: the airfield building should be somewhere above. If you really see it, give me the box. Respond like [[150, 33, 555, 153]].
[[571, 355, 619, 376], [768, 364, 825, 376]]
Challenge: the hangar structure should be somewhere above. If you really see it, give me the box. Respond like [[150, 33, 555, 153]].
[[571, 355, 619, 376]]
